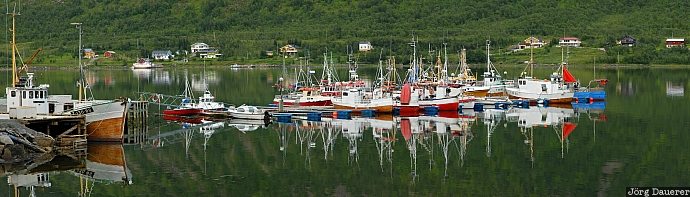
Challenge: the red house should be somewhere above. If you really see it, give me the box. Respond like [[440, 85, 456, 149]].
[[103, 51, 116, 58], [665, 38, 685, 48]]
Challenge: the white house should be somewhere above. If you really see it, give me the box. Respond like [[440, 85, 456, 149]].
[[191, 43, 210, 53], [152, 50, 173, 60], [197, 49, 222, 59], [358, 42, 373, 52], [514, 36, 547, 51], [558, 37, 581, 47]]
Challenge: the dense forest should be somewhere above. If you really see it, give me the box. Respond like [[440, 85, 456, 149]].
[[2, 0, 690, 65]]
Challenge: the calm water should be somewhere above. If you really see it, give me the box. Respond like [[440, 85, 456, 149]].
[[1, 65, 689, 196]]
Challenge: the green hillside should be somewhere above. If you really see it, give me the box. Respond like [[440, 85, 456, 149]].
[[2, 0, 690, 65]]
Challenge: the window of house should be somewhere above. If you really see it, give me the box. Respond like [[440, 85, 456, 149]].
[[22, 91, 26, 98], [29, 91, 34, 99], [541, 84, 547, 91], [10, 91, 16, 97]]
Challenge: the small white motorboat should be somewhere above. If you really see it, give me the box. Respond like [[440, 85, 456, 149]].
[[132, 58, 159, 69], [229, 105, 268, 120]]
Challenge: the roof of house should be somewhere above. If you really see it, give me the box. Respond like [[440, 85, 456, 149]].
[[83, 48, 93, 52], [560, 37, 579, 40], [152, 50, 172, 55], [666, 38, 685, 42], [196, 49, 219, 53], [359, 41, 371, 45], [191, 42, 208, 46]]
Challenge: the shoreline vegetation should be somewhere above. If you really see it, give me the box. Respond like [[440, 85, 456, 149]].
[[3, 1, 690, 68]]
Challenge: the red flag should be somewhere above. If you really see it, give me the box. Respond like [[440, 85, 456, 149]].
[[563, 65, 577, 83]]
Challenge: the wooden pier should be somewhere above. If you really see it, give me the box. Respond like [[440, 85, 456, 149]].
[[125, 101, 149, 144]]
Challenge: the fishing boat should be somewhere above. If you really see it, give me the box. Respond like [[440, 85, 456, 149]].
[[229, 105, 268, 120], [332, 88, 394, 113], [272, 87, 332, 107], [395, 83, 421, 114], [449, 42, 507, 97], [195, 90, 226, 111], [3, 18, 129, 142], [505, 48, 575, 104], [162, 73, 202, 116], [131, 58, 159, 69], [273, 56, 333, 107]]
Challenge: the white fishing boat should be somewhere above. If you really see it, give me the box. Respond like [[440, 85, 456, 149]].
[[332, 88, 394, 113], [131, 58, 159, 69], [195, 90, 225, 111], [229, 105, 268, 120], [3, 20, 129, 142], [505, 49, 576, 104]]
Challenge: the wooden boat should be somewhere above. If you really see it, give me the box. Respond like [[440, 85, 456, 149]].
[[229, 105, 268, 120]]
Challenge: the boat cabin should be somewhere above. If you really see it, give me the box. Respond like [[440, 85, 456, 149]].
[[5, 73, 74, 115]]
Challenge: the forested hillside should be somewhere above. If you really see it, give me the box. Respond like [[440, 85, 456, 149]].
[[3, 0, 690, 65]]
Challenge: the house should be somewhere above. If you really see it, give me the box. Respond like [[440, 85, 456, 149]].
[[265, 50, 274, 57], [103, 51, 116, 58], [665, 38, 685, 48], [358, 41, 373, 52], [558, 37, 581, 47], [515, 36, 547, 50], [191, 43, 210, 53], [197, 49, 222, 59], [279, 44, 299, 56], [152, 50, 174, 60], [618, 35, 636, 46], [83, 48, 96, 59]]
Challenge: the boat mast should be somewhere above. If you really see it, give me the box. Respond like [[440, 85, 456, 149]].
[[70, 22, 86, 101], [9, 8, 18, 87], [442, 43, 448, 84], [530, 37, 534, 77], [486, 40, 490, 78]]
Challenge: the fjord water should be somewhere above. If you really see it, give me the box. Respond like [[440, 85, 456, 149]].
[[1, 66, 689, 196]]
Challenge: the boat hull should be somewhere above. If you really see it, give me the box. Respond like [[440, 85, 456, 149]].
[[272, 99, 332, 107], [163, 108, 203, 116], [333, 103, 394, 113], [419, 97, 459, 111], [506, 88, 575, 104], [77, 100, 128, 142]]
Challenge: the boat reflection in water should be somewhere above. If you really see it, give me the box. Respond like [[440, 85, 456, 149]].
[[505, 106, 576, 162], [266, 103, 605, 179], [272, 113, 477, 180], [5, 143, 131, 196]]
